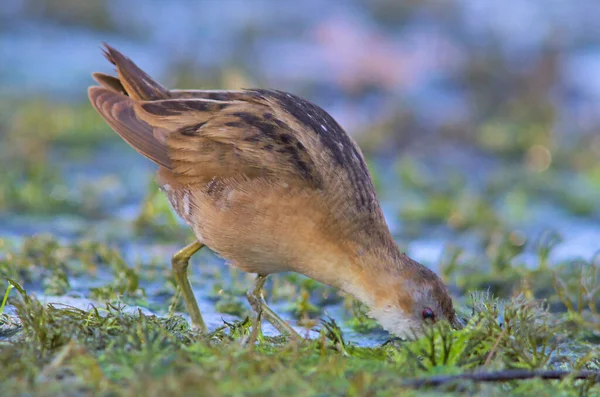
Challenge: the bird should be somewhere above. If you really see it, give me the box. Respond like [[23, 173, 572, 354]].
[[88, 43, 459, 340]]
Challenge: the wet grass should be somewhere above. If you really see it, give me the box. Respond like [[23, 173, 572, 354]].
[[0, 275, 598, 396], [1, 209, 598, 395]]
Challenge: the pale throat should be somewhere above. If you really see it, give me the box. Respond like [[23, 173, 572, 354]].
[[333, 264, 420, 339]]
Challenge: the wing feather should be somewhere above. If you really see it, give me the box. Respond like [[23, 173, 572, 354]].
[[88, 86, 170, 168]]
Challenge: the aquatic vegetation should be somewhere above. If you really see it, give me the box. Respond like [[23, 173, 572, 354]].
[[288, 289, 321, 324], [133, 180, 189, 241], [345, 299, 382, 334], [0, 98, 124, 215], [1, 279, 598, 396], [0, 235, 145, 304], [553, 257, 600, 332]]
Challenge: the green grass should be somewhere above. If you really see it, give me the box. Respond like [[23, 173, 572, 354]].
[[0, 279, 597, 396], [0, 232, 598, 396]]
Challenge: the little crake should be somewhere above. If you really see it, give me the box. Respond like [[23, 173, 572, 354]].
[[88, 44, 458, 339]]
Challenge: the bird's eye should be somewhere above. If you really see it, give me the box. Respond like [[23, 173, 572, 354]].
[[422, 308, 435, 322]]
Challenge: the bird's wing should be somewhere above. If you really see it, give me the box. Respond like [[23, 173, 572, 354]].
[[88, 44, 388, 241], [89, 86, 321, 187]]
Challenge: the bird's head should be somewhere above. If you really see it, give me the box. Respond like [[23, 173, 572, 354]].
[[366, 255, 459, 339]]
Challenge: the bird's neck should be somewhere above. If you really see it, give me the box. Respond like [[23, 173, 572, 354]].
[[294, 233, 407, 309]]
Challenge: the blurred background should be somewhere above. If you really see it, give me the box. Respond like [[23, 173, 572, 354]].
[[0, 0, 599, 329]]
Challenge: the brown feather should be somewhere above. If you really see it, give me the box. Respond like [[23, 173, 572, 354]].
[[102, 43, 170, 101], [92, 72, 127, 95], [88, 86, 170, 168], [89, 46, 386, 241]]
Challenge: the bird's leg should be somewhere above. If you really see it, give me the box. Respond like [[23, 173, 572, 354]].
[[172, 241, 207, 332], [246, 274, 300, 339]]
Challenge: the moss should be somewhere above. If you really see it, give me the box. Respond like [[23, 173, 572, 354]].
[[3, 98, 114, 150], [1, 282, 597, 396], [0, 235, 145, 306], [395, 159, 503, 235], [287, 289, 321, 322], [133, 180, 190, 241], [0, 98, 126, 215], [345, 298, 382, 334], [214, 295, 246, 317]]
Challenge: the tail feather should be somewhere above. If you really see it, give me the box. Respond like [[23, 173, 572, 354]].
[[88, 43, 256, 172], [92, 72, 127, 95], [88, 86, 170, 168], [102, 43, 170, 101]]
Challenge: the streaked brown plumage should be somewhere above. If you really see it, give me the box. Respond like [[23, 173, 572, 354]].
[[88, 44, 458, 339]]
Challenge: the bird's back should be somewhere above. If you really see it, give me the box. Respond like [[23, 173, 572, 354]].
[[88, 45, 392, 253]]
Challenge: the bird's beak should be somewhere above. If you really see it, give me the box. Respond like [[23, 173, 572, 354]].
[[451, 314, 464, 330]]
